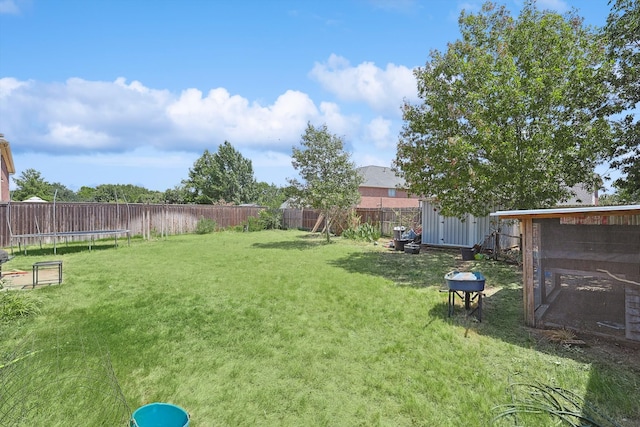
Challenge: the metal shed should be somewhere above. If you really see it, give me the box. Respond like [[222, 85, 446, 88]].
[[420, 200, 518, 250]]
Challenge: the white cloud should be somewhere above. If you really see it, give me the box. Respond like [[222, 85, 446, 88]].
[[309, 54, 417, 114], [364, 116, 395, 149], [46, 123, 112, 148], [1, 71, 403, 188], [452, 1, 482, 20], [166, 88, 325, 148], [0, 0, 20, 14], [0, 77, 356, 155], [248, 150, 292, 168], [355, 152, 394, 169], [318, 101, 360, 139], [0, 77, 27, 97]]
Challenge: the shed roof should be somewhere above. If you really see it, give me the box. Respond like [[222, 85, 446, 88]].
[[357, 165, 405, 189], [0, 133, 16, 174], [491, 204, 640, 219]]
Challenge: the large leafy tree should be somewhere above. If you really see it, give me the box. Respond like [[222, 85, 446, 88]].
[[12, 169, 77, 201], [254, 182, 288, 229], [395, 1, 618, 217], [76, 186, 97, 202], [89, 184, 163, 203], [163, 184, 191, 204], [12, 168, 53, 201], [183, 141, 257, 204], [606, 0, 640, 202], [289, 123, 363, 242], [50, 182, 80, 202]]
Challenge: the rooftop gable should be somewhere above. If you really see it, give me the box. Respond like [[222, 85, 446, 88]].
[[357, 165, 405, 189]]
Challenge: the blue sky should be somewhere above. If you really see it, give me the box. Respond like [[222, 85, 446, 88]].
[[0, 0, 615, 193]]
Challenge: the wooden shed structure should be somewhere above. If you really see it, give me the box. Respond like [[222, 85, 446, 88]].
[[492, 205, 640, 342]]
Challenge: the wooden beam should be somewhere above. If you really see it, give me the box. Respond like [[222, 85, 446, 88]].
[[496, 208, 640, 220], [521, 218, 535, 327], [311, 214, 325, 233]]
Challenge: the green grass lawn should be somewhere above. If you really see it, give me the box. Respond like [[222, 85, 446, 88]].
[[1, 230, 638, 426]]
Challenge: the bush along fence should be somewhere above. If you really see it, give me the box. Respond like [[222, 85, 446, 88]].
[[0, 202, 263, 248], [1, 202, 421, 249], [281, 207, 422, 237]]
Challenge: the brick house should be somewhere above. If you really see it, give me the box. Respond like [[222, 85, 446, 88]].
[[0, 134, 15, 202], [357, 165, 421, 209]]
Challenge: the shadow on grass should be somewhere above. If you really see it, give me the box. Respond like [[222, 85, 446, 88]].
[[328, 247, 456, 289], [7, 242, 123, 257], [250, 231, 333, 250], [437, 283, 640, 424], [332, 246, 640, 424], [251, 239, 325, 251]]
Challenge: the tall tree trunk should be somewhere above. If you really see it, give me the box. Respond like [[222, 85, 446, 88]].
[[324, 214, 331, 243]]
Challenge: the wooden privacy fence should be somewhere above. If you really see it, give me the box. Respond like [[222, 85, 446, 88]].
[[1, 203, 421, 248], [0, 202, 262, 248], [281, 207, 421, 237]]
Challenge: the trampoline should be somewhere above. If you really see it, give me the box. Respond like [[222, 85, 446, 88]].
[[7, 190, 131, 255]]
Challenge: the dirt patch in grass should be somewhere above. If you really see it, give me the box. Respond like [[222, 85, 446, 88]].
[[530, 327, 640, 374], [1, 269, 62, 290]]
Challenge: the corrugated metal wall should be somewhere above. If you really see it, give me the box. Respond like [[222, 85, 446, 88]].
[[421, 200, 519, 249]]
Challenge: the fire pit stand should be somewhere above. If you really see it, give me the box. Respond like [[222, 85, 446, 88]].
[[445, 271, 485, 321]]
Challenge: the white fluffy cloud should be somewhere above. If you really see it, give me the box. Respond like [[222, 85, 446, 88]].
[[166, 88, 323, 147], [0, 77, 356, 154], [0, 0, 20, 14], [309, 54, 417, 114], [1, 59, 409, 189], [364, 116, 395, 149]]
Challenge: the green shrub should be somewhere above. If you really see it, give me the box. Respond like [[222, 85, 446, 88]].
[[195, 217, 217, 234], [246, 216, 264, 232], [0, 291, 41, 321], [259, 208, 282, 230], [342, 222, 381, 242]]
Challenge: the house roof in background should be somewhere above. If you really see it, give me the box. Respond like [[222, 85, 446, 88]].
[[0, 133, 16, 174], [357, 165, 405, 189], [560, 183, 597, 206]]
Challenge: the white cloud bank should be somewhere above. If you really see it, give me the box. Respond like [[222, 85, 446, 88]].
[[0, 76, 353, 154], [0, 55, 413, 188], [0, 0, 20, 14], [1, 54, 412, 156], [309, 54, 418, 114]]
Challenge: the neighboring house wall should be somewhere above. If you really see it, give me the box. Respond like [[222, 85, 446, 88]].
[[357, 165, 420, 209], [359, 186, 413, 198], [0, 134, 16, 203], [359, 196, 420, 209]]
